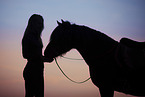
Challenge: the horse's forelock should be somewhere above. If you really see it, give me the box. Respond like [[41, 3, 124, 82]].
[[50, 21, 72, 41]]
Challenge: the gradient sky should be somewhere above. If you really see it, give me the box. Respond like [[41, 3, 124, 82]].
[[0, 0, 145, 97]]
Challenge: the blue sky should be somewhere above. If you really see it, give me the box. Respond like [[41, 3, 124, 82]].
[[0, 0, 145, 43], [0, 0, 145, 97]]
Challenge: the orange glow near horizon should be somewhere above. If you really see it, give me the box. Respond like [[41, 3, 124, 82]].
[[0, 45, 139, 97]]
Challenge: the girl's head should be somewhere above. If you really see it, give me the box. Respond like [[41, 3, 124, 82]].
[[24, 14, 44, 38]]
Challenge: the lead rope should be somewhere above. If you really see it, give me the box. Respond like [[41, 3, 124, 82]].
[[54, 58, 91, 84], [60, 56, 83, 60]]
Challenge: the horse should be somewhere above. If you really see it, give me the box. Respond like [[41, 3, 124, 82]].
[[44, 20, 145, 97]]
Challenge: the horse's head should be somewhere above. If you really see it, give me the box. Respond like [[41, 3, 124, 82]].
[[44, 20, 74, 62]]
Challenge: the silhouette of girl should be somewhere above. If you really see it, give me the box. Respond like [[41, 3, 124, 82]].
[[22, 14, 44, 97]]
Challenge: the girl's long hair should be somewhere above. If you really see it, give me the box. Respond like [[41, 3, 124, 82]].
[[22, 14, 44, 47]]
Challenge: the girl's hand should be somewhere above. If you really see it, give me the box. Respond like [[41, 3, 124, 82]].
[[42, 56, 54, 63]]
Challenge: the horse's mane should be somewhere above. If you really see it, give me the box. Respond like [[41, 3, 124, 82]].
[[50, 21, 98, 41], [50, 20, 117, 47], [48, 20, 118, 58]]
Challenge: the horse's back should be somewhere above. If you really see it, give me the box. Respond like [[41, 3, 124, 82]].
[[120, 38, 145, 49], [114, 41, 145, 96]]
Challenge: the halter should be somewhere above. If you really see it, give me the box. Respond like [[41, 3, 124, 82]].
[[60, 56, 83, 60]]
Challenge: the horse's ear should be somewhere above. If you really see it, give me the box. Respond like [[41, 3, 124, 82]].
[[57, 20, 61, 26], [61, 19, 64, 23]]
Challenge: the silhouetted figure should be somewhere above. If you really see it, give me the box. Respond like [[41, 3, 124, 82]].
[[44, 20, 145, 97], [22, 14, 44, 97]]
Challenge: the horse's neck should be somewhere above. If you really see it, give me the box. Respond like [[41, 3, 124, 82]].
[[73, 26, 118, 63], [73, 27, 98, 62], [73, 26, 117, 49], [72, 26, 96, 47]]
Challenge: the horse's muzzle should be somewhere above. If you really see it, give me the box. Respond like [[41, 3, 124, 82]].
[[43, 56, 54, 63]]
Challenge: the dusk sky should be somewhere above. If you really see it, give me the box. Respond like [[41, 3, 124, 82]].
[[0, 0, 145, 97]]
